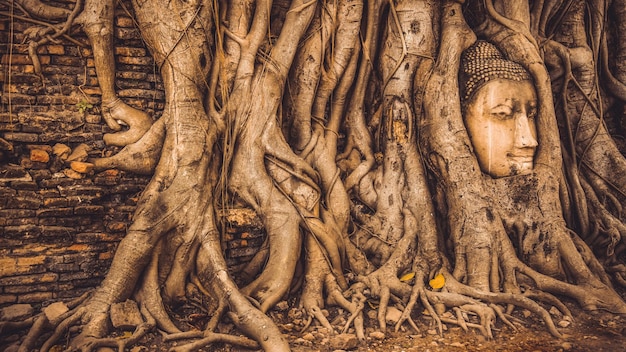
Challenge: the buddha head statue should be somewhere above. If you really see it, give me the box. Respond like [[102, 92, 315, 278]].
[[460, 40, 538, 178]]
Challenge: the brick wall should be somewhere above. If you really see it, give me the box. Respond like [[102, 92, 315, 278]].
[[0, 1, 235, 308]]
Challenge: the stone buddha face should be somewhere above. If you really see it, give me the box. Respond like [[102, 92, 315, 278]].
[[463, 79, 538, 177], [460, 40, 538, 178]]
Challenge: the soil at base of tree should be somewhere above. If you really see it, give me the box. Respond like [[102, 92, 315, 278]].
[[83, 295, 624, 352]]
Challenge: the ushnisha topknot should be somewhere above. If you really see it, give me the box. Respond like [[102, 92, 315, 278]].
[[459, 40, 532, 103]]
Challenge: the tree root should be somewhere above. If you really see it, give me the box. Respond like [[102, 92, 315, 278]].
[[91, 117, 165, 174], [101, 98, 154, 147]]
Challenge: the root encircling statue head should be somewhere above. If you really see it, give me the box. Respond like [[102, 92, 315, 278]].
[[460, 40, 538, 178]]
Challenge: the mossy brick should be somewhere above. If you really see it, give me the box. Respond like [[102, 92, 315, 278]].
[[3, 225, 42, 239], [0, 113, 15, 123], [20, 157, 48, 170], [115, 16, 135, 27], [110, 184, 144, 194], [11, 244, 60, 255], [85, 114, 102, 125], [2, 132, 38, 143], [0, 240, 25, 253], [0, 207, 36, 218], [94, 176, 120, 186], [39, 177, 82, 188], [17, 190, 39, 197], [57, 287, 91, 299], [228, 239, 249, 249], [43, 45, 65, 55], [0, 256, 48, 276], [0, 186, 17, 198], [30, 169, 52, 181], [6, 195, 41, 209], [1, 54, 50, 65], [117, 63, 153, 74], [0, 273, 58, 287], [79, 47, 93, 57], [50, 56, 83, 67], [42, 197, 69, 207], [227, 247, 259, 258], [57, 185, 103, 197], [240, 231, 264, 239], [5, 284, 57, 294], [9, 43, 31, 54], [47, 75, 78, 87], [76, 232, 122, 243], [81, 85, 102, 95], [37, 188, 59, 199], [17, 291, 54, 304], [68, 133, 103, 143], [66, 195, 102, 207], [118, 88, 162, 100], [115, 27, 141, 40], [36, 95, 75, 105], [0, 122, 21, 132], [58, 271, 95, 282], [54, 217, 93, 227], [115, 47, 147, 57], [117, 71, 148, 80], [62, 252, 96, 264], [117, 80, 152, 90], [73, 277, 105, 289], [1, 93, 36, 105], [41, 226, 75, 238], [104, 221, 127, 233], [10, 181, 39, 190], [6, 73, 41, 84], [48, 262, 80, 273], [222, 232, 236, 242], [36, 207, 73, 217], [5, 217, 39, 226]]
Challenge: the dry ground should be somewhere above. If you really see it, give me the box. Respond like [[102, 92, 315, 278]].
[[106, 295, 625, 352]]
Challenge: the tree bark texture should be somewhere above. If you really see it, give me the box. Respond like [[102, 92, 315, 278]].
[[4, 0, 626, 350]]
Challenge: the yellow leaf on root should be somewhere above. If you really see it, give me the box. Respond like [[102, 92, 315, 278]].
[[399, 272, 415, 282], [429, 273, 445, 289]]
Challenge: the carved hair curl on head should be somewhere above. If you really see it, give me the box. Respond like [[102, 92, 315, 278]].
[[459, 40, 532, 103]]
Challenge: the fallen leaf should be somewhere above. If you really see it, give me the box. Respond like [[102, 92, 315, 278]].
[[429, 273, 445, 289], [399, 272, 415, 282]]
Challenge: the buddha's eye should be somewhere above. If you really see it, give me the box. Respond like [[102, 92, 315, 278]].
[[490, 105, 513, 120], [527, 106, 537, 120]]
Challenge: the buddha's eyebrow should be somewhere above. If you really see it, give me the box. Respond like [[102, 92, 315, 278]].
[[488, 98, 514, 108]]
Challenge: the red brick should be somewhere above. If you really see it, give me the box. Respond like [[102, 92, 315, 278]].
[[115, 16, 135, 28], [0, 295, 18, 305], [115, 47, 146, 57], [17, 291, 54, 303], [1, 54, 50, 65]]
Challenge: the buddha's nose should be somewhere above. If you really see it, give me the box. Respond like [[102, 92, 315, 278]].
[[514, 114, 538, 149]]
